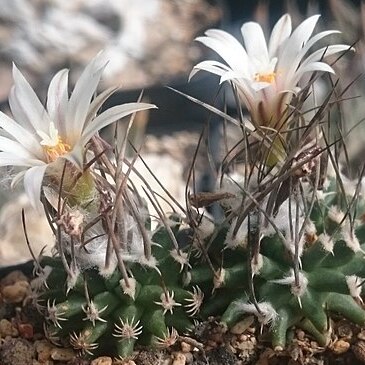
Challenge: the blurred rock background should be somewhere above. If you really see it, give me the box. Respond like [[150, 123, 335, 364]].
[[0, 0, 364, 267]]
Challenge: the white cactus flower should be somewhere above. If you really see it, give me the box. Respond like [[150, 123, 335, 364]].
[[190, 14, 351, 130], [0, 52, 157, 210]]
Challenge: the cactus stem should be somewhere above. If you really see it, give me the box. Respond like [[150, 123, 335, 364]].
[[46, 299, 67, 328], [113, 316, 143, 340], [154, 327, 178, 348], [43, 322, 62, 346], [82, 301, 108, 326], [154, 290, 182, 315], [69, 332, 99, 356], [184, 286, 204, 317], [170, 249, 190, 272]]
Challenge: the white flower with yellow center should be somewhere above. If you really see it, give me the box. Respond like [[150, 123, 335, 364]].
[[0, 53, 156, 210], [190, 14, 351, 130]]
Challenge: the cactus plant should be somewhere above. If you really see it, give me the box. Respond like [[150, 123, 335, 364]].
[[3, 10, 363, 362], [34, 216, 200, 358], [183, 154, 365, 351]]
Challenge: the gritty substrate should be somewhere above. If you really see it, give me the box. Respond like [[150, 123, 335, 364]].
[[1, 269, 365, 365]]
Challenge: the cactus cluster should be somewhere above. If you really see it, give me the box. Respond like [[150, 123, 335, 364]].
[[33, 207, 202, 358], [2, 9, 362, 362], [187, 168, 365, 351], [32, 158, 365, 359]]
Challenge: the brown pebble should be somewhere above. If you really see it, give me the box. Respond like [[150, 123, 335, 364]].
[[1, 271, 28, 286], [180, 341, 192, 353], [34, 340, 53, 362], [50, 347, 75, 361], [246, 326, 256, 334], [210, 333, 223, 344], [227, 343, 237, 354], [0, 319, 18, 337], [33, 360, 54, 365], [249, 336, 257, 345], [337, 324, 353, 340], [17, 323, 33, 339], [91, 356, 113, 365], [353, 341, 365, 363], [113, 360, 136, 365], [206, 340, 217, 348], [358, 330, 365, 341], [239, 334, 248, 341], [296, 329, 306, 341], [332, 339, 350, 354], [230, 316, 255, 335], [184, 351, 193, 364], [172, 352, 186, 365], [0, 337, 34, 365], [236, 339, 255, 352], [2, 281, 30, 303]]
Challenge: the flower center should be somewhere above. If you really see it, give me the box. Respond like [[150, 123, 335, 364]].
[[42, 138, 71, 163], [37, 122, 71, 163], [254, 72, 276, 84]]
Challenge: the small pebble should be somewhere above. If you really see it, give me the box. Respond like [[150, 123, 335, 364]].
[[236, 340, 255, 352], [296, 329, 306, 341], [353, 340, 365, 363], [33, 360, 54, 365], [337, 324, 353, 340], [1, 281, 30, 303], [50, 347, 75, 361], [239, 334, 248, 341], [184, 352, 193, 364], [0, 318, 18, 337], [172, 352, 186, 365], [34, 340, 53, 362], [207, 340, 217, 348], [117, 361, 136, 365], [91, 356, 113, 365], [180, 341, 192, 353], [332, 339, 350, 354], [230, 316, 254, 335], [1, 271, 28, 286], [210, 332, 223, 344], [0, 337, 34, 365], [17, 323, 34, 339], [358, 330, 365, 341]]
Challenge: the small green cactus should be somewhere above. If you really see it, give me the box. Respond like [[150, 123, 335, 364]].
[[185, 166, 365, 351], [33, 216, 201, 358]]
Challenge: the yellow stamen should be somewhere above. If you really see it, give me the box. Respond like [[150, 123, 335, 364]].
[[43, 137, 71, 163], [254, 72, 276, 84]]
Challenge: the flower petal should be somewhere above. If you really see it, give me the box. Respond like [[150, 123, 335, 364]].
[[47, 69, 69, 138], [12, 63, 52, 133], [0, 152, 44, 167], [294, 62, 335, 85], [282, 30, 341, 86], [10, 170, 26, 189], [189, 60, 232, 81], [299, 45, 352, 69], [277, 15, 320, 72], [86, 86, 119, 124], [196, 30, 250, 76], [268, 14, 292, 58], [65, 53, 108, 145], [24, 164, 48, 212], [0, 111, 43, 157], [0, 136, 37, 159], [64, 143, 84, 170], [241, 21, 269, 67], [80, 103, 157, 145], [8, 87, 34, 132]]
